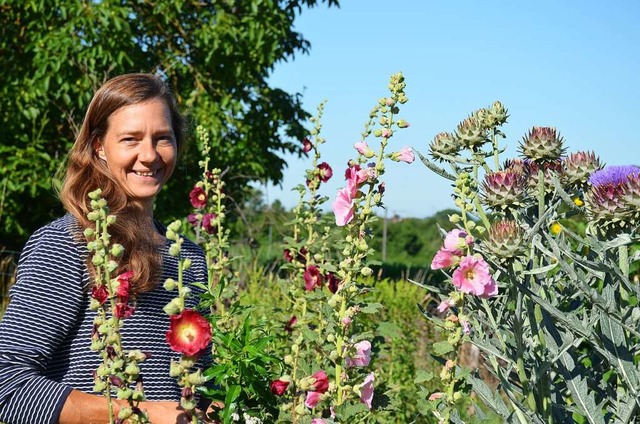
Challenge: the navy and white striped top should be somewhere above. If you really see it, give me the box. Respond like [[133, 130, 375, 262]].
[[0, 214, 209, 424]]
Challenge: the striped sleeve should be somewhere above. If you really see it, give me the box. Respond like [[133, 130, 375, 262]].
[[0, 222, 85, 424]]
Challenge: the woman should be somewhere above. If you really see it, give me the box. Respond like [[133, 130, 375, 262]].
[[0, 74, 209, 423]]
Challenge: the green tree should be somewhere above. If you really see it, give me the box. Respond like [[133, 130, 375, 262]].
[[0, 0, 338, 249]]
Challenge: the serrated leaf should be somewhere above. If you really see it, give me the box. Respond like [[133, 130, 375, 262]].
[[432, 341, 454, 356], [359, 302, 383, 314], [469, 374, 510, 418], [414, 369, 434, 384]]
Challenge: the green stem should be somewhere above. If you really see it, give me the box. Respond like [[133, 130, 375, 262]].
[[492, 128, 500, 170]]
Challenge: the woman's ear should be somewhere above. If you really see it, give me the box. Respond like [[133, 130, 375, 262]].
[[94, 141, 107, 161]]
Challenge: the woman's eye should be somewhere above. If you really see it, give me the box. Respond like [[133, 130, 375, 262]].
[[121, 137, 136, 143]]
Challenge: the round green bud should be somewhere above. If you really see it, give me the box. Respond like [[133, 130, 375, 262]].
[[163, 278, 176, 291], [93, 380, 107, 392], [360, 267, 373, 277], [106, 215, 117, 225], [284, 355, 294, 365], [169, 244, 181, 257], [182, 258, 192, 269], [84, 227, 95, 238], [110, 244, 124, 258], [327, 334, 335, 342]]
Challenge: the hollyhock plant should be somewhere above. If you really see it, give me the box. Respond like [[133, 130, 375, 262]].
[[317, 162, 333, 182], [189, 186, 207, 209], [201, 213, 217, 234], [305, 391, 323, 409], [166, 309, 212, 357], [309, 370, 329, 393]]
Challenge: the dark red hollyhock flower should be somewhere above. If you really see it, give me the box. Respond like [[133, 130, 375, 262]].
[[318, 162, 333, 183], [91, 284, 109, 305], [187, 213, 199, 226], [201, 213, 217, 234], [304, 265, 323, 291], [114, 270, 134, 299], [270, 379, 290, 396], [302, 137, 313, 153], [283, 249, 294, 262], [298, 247, 308, 264], [114, 302, 135, 319], [166, 309, 212, 357], [189, 186, 207, 209], [309, 370, 329, 393], [109, 374, 124, 387], [181, 386, 194, 400], [327, 273, 340, 294], [284, 316, 297, 332]]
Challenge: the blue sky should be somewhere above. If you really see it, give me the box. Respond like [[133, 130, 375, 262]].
[[264, 0, 640, 218]]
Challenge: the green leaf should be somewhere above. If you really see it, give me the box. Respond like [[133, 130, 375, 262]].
[[414, 369, 433, 384], [359, 302, 383, 314], [432, 340, 454, 356]]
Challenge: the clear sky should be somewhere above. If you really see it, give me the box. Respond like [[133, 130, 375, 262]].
[[263, 0, 640, 219]]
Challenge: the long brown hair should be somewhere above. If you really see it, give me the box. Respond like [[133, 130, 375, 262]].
[[59, 73, 185, 293]]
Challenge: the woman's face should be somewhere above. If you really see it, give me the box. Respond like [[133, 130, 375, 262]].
[[96, 97, 177, 212]]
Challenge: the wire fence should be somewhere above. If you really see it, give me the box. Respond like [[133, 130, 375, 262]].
[[0, 250, 19, 319]]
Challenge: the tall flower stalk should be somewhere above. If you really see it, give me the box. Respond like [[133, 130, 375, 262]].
[[86, 188, 149, 423]]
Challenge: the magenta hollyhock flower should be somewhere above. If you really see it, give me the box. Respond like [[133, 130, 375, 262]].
[[187, 213, 199, 226], [305, 391, 323, 408], [345, 164, 368, 196], [318, 162, 333, 183], [302, 137, 313, 153], [201, 213, 217, 234], [462, 320, 471, 335], [304, 265, 323, 291], [283, 249, 294, 262], [451, 255, 498, 298], [270, 379, 290, 396], [429, 392, 444, 401], [436, 298, 455, 313], [165, 309, 212, 357], [395, 146, 415, 163], [114, 302, 135, 319], [332, 187, 355, 226], [311, 419, 326, 424], [284, 316, 297, 332], [189, 186, 207, 209], [310, 370, 329, 393], [360, 372, 375, 409], [431, 249, 459, 270], [346, 340, 372, 368], [114, 270, 134, 299]]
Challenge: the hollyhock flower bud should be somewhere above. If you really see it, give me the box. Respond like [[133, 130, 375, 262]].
[[519, 126, 565, 162], [354, 141, 374, 158], [270, 379, 290, 396], [168, 243, 181, 257], [485, 220, 525, 259], [116, 387, 133, 400], [359, 373, 375, 409], [109, 374, 124, 387], [125, 362, 140, 378], [163, 297, 184, 315], [452, 255, 498, 298], [481, 169, 527, 210], [396, 119, 410, 128], [284, 316, 297, 332], [305, 391, 323, 409], [436, 298, 455, 313], [110, 244, 124, 258], [311, 419, 326, 424], [187, 369, 206, 386], [303, 265, 323, 291], [93, 380, 107, 392], [163, 278, 176, 291], [186, 213, 199, 227], [106, 214, 117, 225], [429, 392, 444, 401], [114, 303, 134, 319], [456, 117, 486, 148], [302, 137, 313, 153], [562, 151, 602, 187], [284, 355, 294, 365], [309, 370, 329, 393], [169, 359, 183, 377], [166, 309, 212, 357], [443, 229, 472, 252], [391, 146, 415, 163], [346, 340, 372, 367], [327, 273, 340, 294], [360, 266, 373, 276], [189, 186, 207, 209], [181, 386, 194, 400]]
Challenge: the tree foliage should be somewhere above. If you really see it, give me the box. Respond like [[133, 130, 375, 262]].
[[0, 0, 339, 249]]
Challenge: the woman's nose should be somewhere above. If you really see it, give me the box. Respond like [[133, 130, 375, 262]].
[[138, 139, 158, 163]]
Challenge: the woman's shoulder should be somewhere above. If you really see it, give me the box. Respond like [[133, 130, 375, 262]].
[[21, 214, 85, 260]]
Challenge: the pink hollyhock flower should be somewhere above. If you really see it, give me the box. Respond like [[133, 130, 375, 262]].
[[201, 213, 217, 234], [443, 229, 472, 252], [333, 187, 355, 226], [318, 162, 333, 183], [311, 419, 326, 424], [187, 213, 199, 226], [284, 316, 297, 332], [360, 372, 375, 409], [189, 186, 207, 209], [436, 298, 455, 313], [431, 249, 460, 270], [270, 379, 290, 396], [302, 137, 313, 153], [394, 146, 415, 163], [354, 141, 369, 155], [342, 316, 352, 327], [345, 164, 368, 196], [114, 270, 134, 299], [165, 309, 212, 357], [91, 284, 109, 305], [451, 255, 498, 298], [346, 340, 372, 367], [429, 392, 444, 401], [305, 391, 323, 408], [304, 265, 323, 291], [310, 370, 329, 393]]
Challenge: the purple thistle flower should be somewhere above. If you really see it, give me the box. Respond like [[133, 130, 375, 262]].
[[588, 165, 640, 188]]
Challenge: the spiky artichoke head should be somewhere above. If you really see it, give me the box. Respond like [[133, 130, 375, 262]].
[[485, 220, 525, 260], [519, 127, 565, 162], [562, 151, 603, 188], [525, 159, 564, 194], [429, 132, 462, 161], [481, 170, 527, 210], [456, 116, 487, 148]]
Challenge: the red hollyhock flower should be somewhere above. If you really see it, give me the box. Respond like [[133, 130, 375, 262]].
[[304, 266, 323, 291], [318, 162, 333, 183], [283, 249, 294, 262], [270, 379, 290, 396], [284, 316, 297, 332], [114, 270, 134, 299], [201, 213, 217, 234], [114, 302, 135, 319], [187, 213, 199, 226], [310, 370, 329, 393], [189, 186, 207, 209], [166, 309, 212, 357], [91, 285, 109, 305], [302, 137, 313, 153]]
